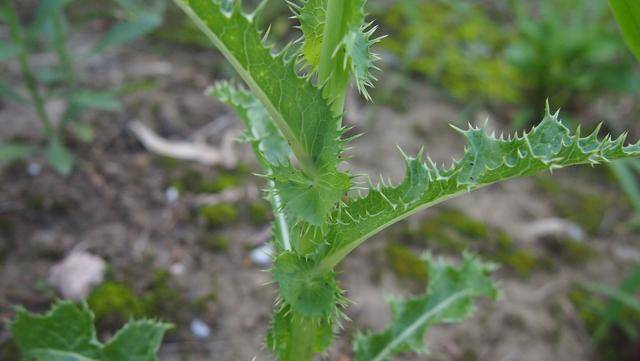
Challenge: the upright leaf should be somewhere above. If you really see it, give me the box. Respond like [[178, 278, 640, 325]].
[[9, 301, 172, 361], [354, 254, 498, 361], [609, 0, 640, 60], [175, 0, 351, 226], [293, 0, 381, 109]]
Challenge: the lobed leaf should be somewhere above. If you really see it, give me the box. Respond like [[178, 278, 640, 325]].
[[9, 301, 172, 361], [176, 0, 350, 226], [353, 253, 498, 361], [315, 105, 640, 270]]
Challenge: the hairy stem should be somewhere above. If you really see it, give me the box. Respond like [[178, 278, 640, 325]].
[[286, 316, 315, 361], [317, 0, 347, 115], [3, 0, 54, 137]]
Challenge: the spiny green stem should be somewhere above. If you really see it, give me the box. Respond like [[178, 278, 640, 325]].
[[3, 0, 54, 137], [317, 0, 347, 115], [286, 316, 315, 361]]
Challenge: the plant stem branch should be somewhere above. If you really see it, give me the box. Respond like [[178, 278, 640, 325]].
[[3, 0, 54, 137], [51, 10, 75, 87]]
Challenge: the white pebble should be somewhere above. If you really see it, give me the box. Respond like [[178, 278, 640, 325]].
[[190, 319, 211, 340], [250, 243, 273, 267], [165, 186, 180, 203], [27, 162, 42, 176], [169, 262, 186, 276], [48, 251, 106, 300]]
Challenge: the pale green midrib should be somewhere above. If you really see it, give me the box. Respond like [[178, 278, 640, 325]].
[[316, 148, 640, 273], [29, 349, 99, 361], [271, 179, 292, 251], [369, 290, 472, 361], [173, 0, 317, 175]]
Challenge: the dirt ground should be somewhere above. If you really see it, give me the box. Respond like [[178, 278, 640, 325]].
[[1, 29, 639, 361]]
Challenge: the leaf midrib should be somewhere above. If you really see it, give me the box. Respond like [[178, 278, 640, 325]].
[[29, 348, 99, 361], [370, 290, 472, 361], [173, 0, 317, 175]]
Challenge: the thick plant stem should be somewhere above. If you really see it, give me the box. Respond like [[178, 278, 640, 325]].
[[2, 0, 54, 137], [286, 316, 315, 361], [317, 0, 348, 115]]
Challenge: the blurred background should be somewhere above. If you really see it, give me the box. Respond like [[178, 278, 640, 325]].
[[1, 0, 640, 360]]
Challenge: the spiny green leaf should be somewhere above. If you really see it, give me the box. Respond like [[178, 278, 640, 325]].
[[102, 320, 171, 360], [208, 81, 291, 167], [293, 0, 381, 103], [177, 0, 351, 226], [315, 105, 640, 270], [609, 0, 640, 60], [273, 252, 342, 317], [9, 301, 172, 361], [175, 0, 342, 173], [272, 164, 351, 227], [353, 253, 498, 361]]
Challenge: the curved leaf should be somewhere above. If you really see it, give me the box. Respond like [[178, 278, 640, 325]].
[[315, 106, 640, 270], [354, 254, 498, 361]]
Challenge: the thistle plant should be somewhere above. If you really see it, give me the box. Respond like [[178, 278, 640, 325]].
[[169, 1, 640, 360]]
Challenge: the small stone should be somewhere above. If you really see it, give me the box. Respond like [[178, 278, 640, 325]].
[[48, 251, 106, 300], [190, 319, 211, 340], [165, 186, 180, 203], [170, 262, 186, 276], [249, 243, 273, 267], [27, 162, 41, 177]]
